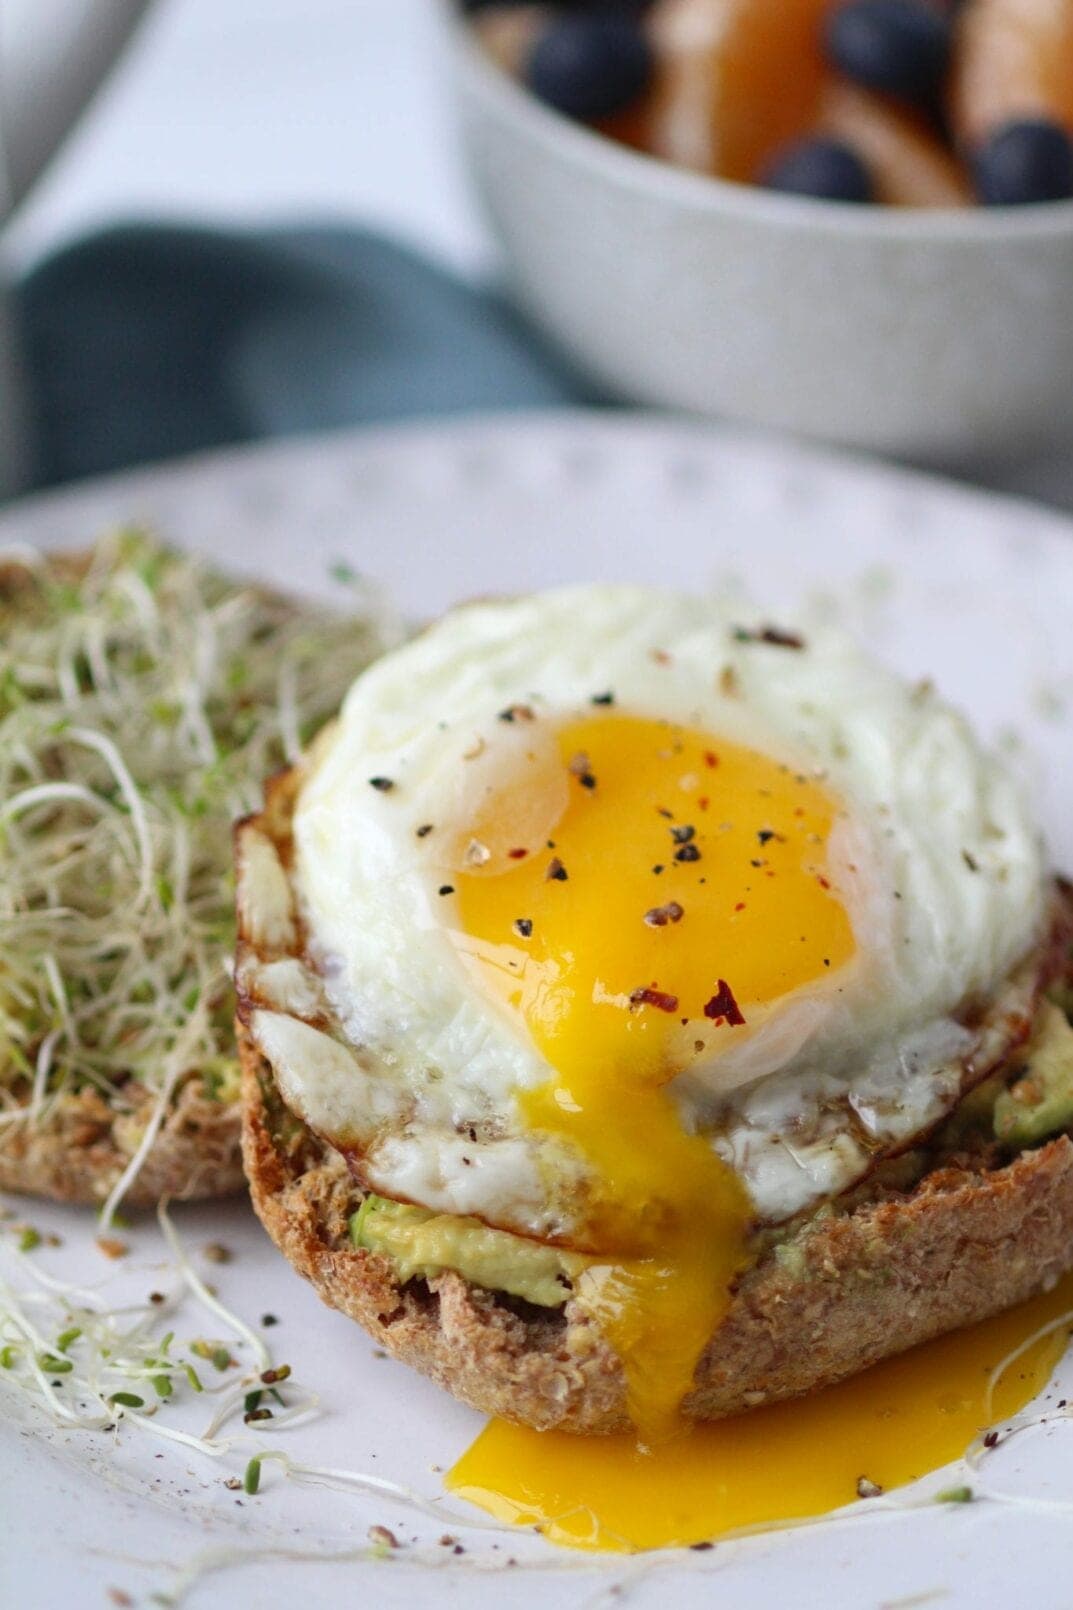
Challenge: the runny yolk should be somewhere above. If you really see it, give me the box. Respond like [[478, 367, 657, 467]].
[[446, 1270, 1073, 1552], [452, 713, 856, 1444]]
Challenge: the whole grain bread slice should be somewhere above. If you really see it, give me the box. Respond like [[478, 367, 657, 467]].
[[0, 537, 385, 1207], [240, 1019, 1073, 1433], [0, 1079, 245, 1207]]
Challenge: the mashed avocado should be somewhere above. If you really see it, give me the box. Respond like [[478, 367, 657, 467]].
[[349, 1195, 588, 1308], [994, 999, 1073, 1149]]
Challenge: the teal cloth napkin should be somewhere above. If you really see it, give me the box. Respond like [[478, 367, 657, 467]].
[[17, 222, 599, 488]]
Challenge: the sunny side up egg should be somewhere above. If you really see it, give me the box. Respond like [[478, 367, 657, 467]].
[[245, 587, 1046, 1462]]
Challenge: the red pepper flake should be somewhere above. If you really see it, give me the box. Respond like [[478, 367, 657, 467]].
[[508, 847, 528, 860], [674, 843, 701, 864], [630, 986, 679, 1013], [704, 980, 746, 1026], [368, 776, 395, 792], [415, 823, 433, 838], [438, 884, 454, 897], [513, 918, 533, 938], [643, 901, 684, 928], [591, 691, 615, 706], [670, 824, 696, 845], [651, 649, 672, 665], [816, 874, 831, 890], [704, 751, 719, 768], [733, 625, 805, 650], [698, 797, 709, 811], [734, 901, 746, 912], [498, 704, 534, 723], [546, 857, 568, 882]]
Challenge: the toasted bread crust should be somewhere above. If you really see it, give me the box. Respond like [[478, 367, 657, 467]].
[[240, 1019, 1073, 1433], [0, 1079, 244, 1206]]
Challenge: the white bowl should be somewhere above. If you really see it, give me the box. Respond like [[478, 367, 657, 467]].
[[447, 13, 1073, 469]]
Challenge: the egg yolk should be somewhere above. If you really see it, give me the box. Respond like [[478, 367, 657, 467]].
[[453, 713, 856, 1443], [446, 1269, 1073, 1552]]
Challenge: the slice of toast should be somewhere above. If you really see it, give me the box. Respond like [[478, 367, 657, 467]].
[[235, 741, 1073, 1430], [0, 535, 387, 1207], [240, 1017, 1073, 1432]]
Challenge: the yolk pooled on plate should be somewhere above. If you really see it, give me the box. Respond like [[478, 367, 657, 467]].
[[447, 1269, 1073, 1551], [454, 713, 856, 1442]]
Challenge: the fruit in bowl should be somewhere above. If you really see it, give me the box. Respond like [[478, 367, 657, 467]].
[[463, 0, 1073, 206]]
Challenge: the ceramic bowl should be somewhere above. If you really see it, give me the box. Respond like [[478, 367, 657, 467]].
[[446, 13, 1073, 470]]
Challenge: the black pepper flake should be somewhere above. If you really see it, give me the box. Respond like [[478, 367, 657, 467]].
[[415, 823, 433, 838], [733, 625, 805, 650], [962, 849, 980, 872], [652, 864, 665, 875], [674, 843, 701, 863], [757, 829, 777, 845], [670, 823, 696, 845], [438, 884, 454, 897], [644, 901, 684, 928], [656, 807, 674, 820], [368, 776, 395, 792], [513, 918, 533, 938], [750, 858, 764, 868], [546, 857, 568, 882], [630, 985, 679, 1014], [261, 1314, 279, 1327], [983, 1430, 1000, 1449], [568, 751, 597, 790], [704, 980, 746, 1026], [689, 1541, 714, 1552], [591, 691, 615, 706]]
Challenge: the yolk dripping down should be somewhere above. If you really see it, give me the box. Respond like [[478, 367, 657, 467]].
[[453, 713, 856, 1442], [446, 1269, 1073, 1552]]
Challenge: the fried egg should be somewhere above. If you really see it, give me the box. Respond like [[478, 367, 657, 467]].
[[239, 586, 1045, 1442]]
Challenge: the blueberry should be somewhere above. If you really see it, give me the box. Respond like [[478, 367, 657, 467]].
[[824, 0, 952, 106], [973, 119, 1073, 206], [761, 138, 874, 203], [526, 15, 653, 121]]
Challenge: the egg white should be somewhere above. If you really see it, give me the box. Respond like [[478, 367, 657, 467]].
[[240, 587, 1046, 1229]]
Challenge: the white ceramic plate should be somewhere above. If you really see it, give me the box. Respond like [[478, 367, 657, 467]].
[[4, 412, 1073, 1610]]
